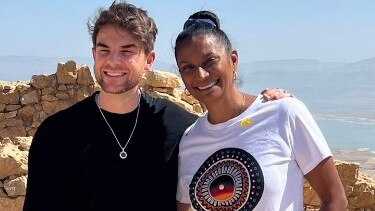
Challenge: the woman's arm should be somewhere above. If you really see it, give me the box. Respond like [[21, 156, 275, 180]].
[[305, 156, 348, 211]]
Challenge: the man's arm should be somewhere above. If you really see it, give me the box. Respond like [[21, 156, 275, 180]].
[[23, 121, 71, 211], [261, 88, 295, 100], [23, 124, 54, 210]]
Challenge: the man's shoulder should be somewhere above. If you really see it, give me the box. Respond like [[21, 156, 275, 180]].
[[142, 91, 198, 118], [41, 93, 96, 126]]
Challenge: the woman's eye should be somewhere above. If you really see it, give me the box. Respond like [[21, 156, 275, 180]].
[[203, 57, 218, 69], [181, 65, 195, 73]]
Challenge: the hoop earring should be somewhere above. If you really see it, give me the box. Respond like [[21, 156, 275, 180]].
[[184, 88, 191, 96]]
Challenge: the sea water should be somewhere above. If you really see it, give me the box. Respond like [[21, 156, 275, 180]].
[[316, 118, 375, 153]]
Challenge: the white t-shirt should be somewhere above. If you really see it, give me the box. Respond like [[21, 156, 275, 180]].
[[176, 95, 332, 211]]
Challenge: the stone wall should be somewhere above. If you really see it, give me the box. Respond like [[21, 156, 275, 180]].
[[0, 61, 374, 210], [304, 161, 375, 210]]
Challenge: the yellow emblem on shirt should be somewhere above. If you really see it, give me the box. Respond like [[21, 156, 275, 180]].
[[240, 118, 252, 127]]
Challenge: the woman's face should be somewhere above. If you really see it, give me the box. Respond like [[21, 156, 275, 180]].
[[176, 34, 238, 106]]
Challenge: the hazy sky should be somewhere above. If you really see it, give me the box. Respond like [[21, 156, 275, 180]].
[[1, 0, 375, 64]]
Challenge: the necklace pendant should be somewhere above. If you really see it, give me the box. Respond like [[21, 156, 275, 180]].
[[119, 151, 127, 159]]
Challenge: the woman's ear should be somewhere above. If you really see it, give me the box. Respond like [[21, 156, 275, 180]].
[[231, 49, 239, 73]]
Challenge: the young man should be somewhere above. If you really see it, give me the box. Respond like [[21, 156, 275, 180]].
[[23, 2, 197, 210], [23, 2, 292, 210]]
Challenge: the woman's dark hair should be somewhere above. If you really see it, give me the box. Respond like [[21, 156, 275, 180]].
[[182, 10, 220, 30], [174, 10, 232, 56]]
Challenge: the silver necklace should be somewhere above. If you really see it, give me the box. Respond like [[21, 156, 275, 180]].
[[96, 93, 141, 159]]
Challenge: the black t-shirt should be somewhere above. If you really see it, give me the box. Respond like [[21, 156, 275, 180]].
[[23, 91, 198, 211]]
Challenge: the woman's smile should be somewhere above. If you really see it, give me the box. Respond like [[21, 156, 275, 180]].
[[197, 80, 218, 90]]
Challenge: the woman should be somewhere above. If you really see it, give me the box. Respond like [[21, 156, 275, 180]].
[[174, 11, 347, 211]]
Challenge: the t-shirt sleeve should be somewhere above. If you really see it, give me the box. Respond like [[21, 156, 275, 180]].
[[282, 99, 332, 175], [160, 99, 198, 161], [176, 124, 195, 203], [176, 175, 192, 203], [24, 114, 79, 210]]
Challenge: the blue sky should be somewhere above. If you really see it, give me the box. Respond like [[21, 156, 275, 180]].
[[1, 0, 375, 64]]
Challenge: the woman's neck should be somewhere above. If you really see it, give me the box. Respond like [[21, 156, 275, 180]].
[[206, 92, 256, 125]]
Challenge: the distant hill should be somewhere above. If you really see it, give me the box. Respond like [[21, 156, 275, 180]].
[[0, 55, 174, 82], [338, 57, 375, 74], [242, 59, 347, 73], [0, 56, 94, 82], [238, 58, 375, 115], [1, 55, 374, 120]]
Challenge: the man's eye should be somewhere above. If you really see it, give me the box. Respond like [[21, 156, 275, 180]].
[[99, 49, 109, 53]]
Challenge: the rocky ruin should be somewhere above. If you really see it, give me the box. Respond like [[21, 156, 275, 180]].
[[0, 61, 374, 210]]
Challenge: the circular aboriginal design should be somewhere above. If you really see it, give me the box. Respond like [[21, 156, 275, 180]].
[[189, 148, 264, 211]]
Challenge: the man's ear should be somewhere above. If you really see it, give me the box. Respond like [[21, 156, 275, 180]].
[[92, 47, 96, 61], [145, 50, 156, 71]]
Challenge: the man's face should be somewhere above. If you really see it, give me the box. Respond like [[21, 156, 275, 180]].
[[92, 24, 155, 94]]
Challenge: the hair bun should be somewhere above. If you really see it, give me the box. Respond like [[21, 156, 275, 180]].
[[183, 10, 220, 30], [183, 18, 217, 30]]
